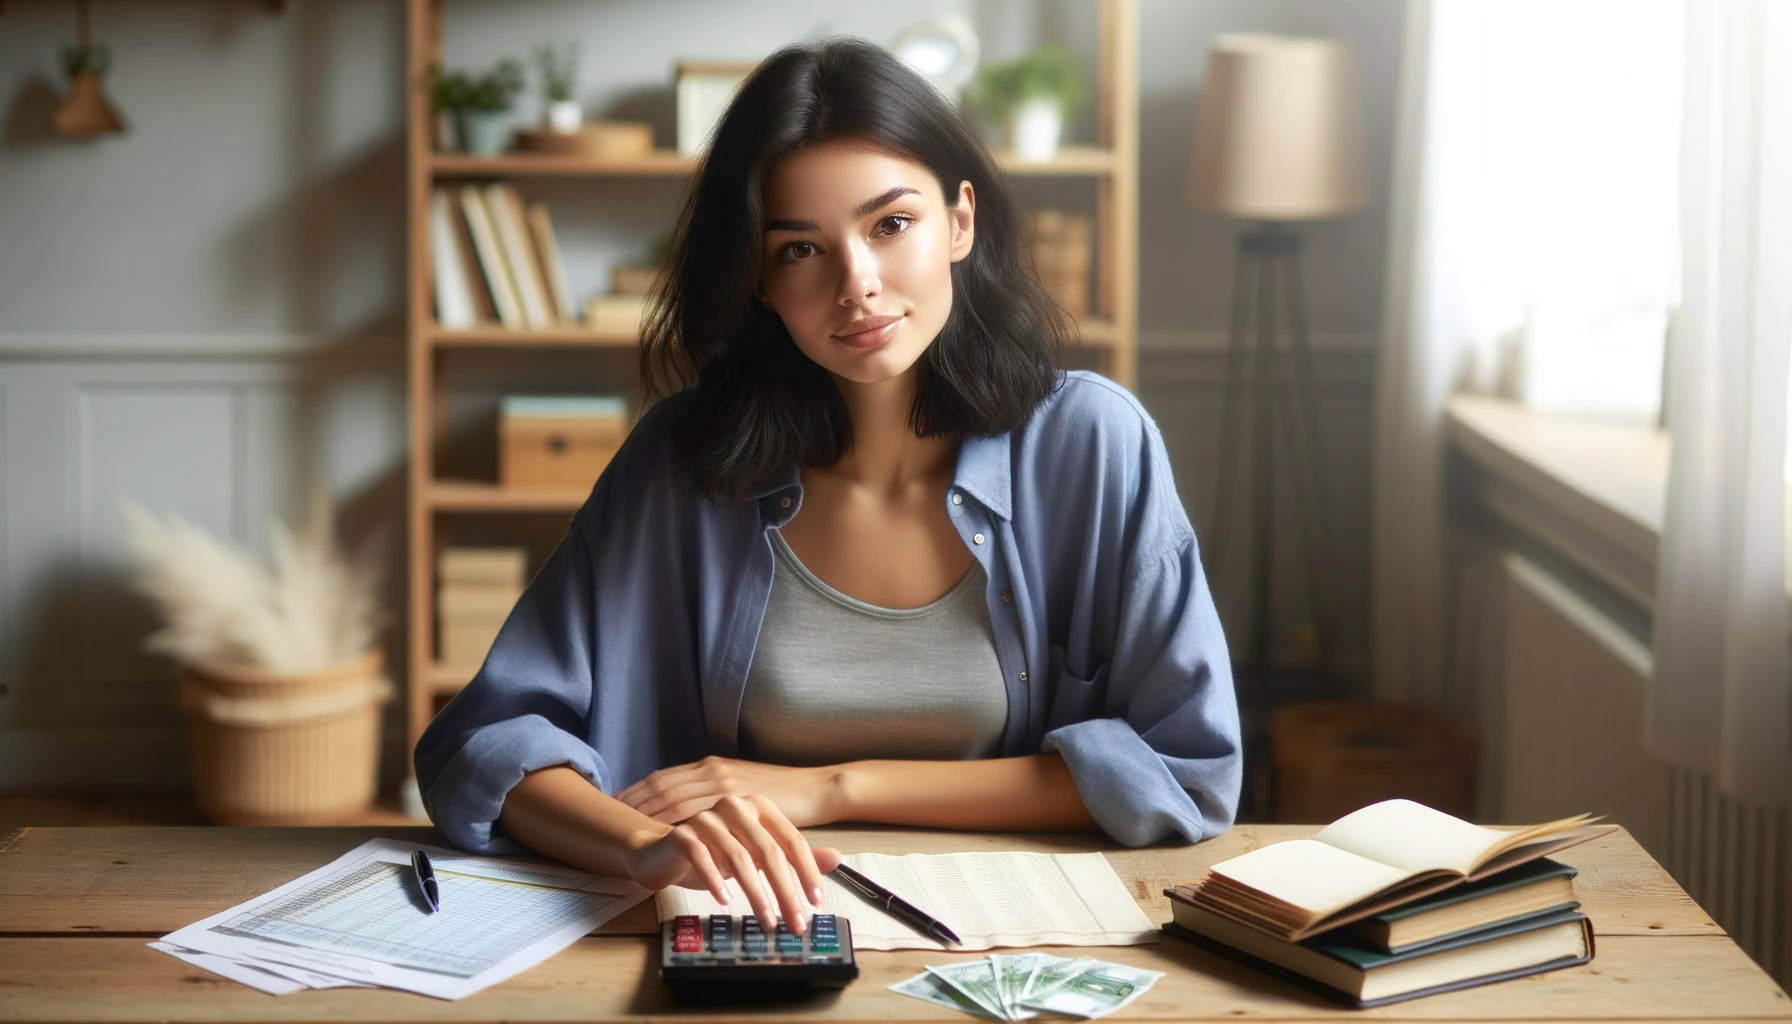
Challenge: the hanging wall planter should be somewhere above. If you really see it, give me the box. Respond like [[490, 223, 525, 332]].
[[52, 0, 126, 138]]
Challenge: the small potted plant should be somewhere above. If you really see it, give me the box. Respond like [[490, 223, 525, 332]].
[[426, 64, 470, 151], [536, 42, 582, 134], [430, 58, 524, 156], [971, 45, 1087, 161]]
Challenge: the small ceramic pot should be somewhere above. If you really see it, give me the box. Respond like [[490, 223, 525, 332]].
[[1010, 97, 1064, 161], [460, 110, 510, 156], [546, 100, 582, 134]]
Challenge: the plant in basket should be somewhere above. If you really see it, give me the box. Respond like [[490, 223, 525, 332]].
[[121, 493, 389, 824]]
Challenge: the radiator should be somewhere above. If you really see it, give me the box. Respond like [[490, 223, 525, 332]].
[[1494, 552, 1790, 984]]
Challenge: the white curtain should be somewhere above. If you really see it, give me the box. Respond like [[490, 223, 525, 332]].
[[1373, 0, 1682, 707], [1647, 0, 1792, 808]]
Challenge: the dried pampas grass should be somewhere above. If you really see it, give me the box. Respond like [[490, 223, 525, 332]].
[[121, 493, 385, 673]]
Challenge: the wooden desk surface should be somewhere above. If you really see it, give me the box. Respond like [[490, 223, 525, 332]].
[[0, 824, 1785, 1022]]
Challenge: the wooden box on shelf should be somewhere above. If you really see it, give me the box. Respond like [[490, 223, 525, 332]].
[[499, 395, 630, 490], [1031, 209, 1093, 319]]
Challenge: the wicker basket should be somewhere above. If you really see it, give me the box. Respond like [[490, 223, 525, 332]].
[[176, 649, 392, 825]]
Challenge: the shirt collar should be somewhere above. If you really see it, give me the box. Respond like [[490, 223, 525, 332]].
[[741, 432, 1012, 522], [952, 432, 1013, 520]]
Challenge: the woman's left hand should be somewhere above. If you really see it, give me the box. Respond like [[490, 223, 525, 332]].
[[616, 756, 844, 828]]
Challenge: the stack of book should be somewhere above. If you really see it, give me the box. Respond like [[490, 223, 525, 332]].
[[436, 547, 527, 673], [1162, 799, 1616, 1008], [428, 184, 576, 330]]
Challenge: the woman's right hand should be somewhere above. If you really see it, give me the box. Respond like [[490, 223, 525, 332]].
[[624, 793, 842, 935]]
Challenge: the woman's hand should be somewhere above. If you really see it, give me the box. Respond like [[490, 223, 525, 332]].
[[617, 755, 843, 827], [624, 794, 841, 934]]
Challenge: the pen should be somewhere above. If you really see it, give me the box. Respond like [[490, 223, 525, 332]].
[[411, 849, 440, 913], [831, 863, 961, 945]]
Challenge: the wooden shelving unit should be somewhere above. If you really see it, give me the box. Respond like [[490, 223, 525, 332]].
[[401, 0, 1138, 776]]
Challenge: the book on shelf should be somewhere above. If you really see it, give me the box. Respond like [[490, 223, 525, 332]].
[[428, 189, 477, 329], [459, 185, 525, 328], [484, 183, 553, 329], [450, 193, 497, 324], [525, 200, 575, 324], [1168, 799, 1613, 943], [1343, 857, 1580, 953], [437, 547, 527, 587], [1163, 904, 1594, 1009]]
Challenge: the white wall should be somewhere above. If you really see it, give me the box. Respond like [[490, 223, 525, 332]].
[[0, 0, 1398, 791]]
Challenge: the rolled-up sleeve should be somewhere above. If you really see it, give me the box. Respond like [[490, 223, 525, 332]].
[[414, 519, 607, 855], [1042, 536, 1242, 847]]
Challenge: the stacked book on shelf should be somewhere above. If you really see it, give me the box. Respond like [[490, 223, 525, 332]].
[[1162, 799, 1616, 1008], [436, 547, 527, 675], [428, 184, 577, 330]]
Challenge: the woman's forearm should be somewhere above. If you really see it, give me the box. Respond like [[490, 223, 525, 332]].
[[831, 754, 1096, 831], [497, 765, 672, 878]]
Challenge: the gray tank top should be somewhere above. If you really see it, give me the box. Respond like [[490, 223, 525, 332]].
[[738, 530, 1009, 766]]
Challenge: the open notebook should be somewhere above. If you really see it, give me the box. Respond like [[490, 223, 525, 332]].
[[1170, 799, 1614, 942], [656, 851, 1157, 951]]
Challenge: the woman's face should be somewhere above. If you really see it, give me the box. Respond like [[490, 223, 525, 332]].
[[757, 140, 975, 385]]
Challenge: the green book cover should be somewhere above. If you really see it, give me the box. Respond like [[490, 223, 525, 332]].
[[1311, 907, 1587, 970]]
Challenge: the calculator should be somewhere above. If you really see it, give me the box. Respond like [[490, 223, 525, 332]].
[[659, 913, 858, 989]]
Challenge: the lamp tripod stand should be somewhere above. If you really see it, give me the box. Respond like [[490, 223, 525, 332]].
[[1207, 223, 1339, 675]]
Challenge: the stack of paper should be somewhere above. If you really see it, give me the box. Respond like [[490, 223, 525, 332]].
[[154, 838, 649, 1000], [894, 954, 1165, 1020], [657, 850, 1157, 950]]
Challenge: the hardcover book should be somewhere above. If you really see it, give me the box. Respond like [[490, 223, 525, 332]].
[[1163, 905, 1594, 1008], [1167, 799, 1613, 943]]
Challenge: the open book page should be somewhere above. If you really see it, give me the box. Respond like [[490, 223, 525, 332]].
[[654, 851, 1156, 951], [1207, 839, 1414, 917], [1313, 800, 1522, 876]]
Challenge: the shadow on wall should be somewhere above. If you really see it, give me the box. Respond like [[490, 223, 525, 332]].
[[4, 75, 63, 150]]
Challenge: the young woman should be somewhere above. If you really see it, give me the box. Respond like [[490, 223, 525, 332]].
[[415, 37, 1240, 938]]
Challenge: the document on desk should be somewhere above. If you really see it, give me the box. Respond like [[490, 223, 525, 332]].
[[155, 837, 649, 1000], [655, 851, 1157, 951]]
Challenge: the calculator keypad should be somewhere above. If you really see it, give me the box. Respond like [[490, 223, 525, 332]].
[[660, 914, 856, 988]]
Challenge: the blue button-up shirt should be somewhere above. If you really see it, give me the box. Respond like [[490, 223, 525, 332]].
[[415, 370, 1242, 852]]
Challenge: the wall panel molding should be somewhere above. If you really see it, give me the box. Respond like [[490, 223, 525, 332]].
[[0, 332, 402, 362]]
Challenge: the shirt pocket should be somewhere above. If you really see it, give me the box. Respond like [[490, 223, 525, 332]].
[[1044, 644, 1111, 733]]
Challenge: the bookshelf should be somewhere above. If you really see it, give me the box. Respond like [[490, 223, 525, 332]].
[[402, 0, 1139, 778]]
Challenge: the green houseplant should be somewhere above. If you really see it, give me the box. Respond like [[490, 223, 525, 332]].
[[428, 58, 524, 155], [535, 42, 582, 134], [971, 45, 1087, 160]]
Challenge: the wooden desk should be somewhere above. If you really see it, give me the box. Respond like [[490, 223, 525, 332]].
[[1, 824, 1785, 1022]]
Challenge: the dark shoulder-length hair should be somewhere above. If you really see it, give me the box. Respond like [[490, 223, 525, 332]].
[[638, 35, 1071, 503]]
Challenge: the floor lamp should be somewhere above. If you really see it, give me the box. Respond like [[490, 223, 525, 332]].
[[1188, 34, 1367, 674]]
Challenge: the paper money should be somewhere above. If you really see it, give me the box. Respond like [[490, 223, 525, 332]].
[[927, 960, 1034, 1020], [1019, 953, 1099, 1002], [1016, 960, 1166, 1019], [894, 955, 1161, 1021], [989, 953, 1040, 1018], [889, 971, 1003, 1019]]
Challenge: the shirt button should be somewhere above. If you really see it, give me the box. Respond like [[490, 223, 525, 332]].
[[1019, 671, 1028, 682], [779, 497, 792, 509], [951, 493, 963, 506], [1000, 592, 1011, 602], [973, 533, 985, 545]]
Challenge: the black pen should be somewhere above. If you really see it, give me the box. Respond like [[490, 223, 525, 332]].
[[411, 849, 440, 913], [831, 863, 961, 945]]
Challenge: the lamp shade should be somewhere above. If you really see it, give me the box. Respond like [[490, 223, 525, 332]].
[[1188, 34, 1367, 221]]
